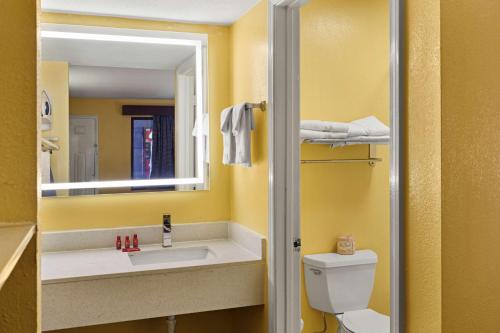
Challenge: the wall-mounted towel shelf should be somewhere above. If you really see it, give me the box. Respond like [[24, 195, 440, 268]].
[[246, 101, 267, 112], [41, 138, 60, 152], [301, 144, 382, 166]]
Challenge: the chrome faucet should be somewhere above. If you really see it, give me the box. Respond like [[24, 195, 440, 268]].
[[162, 214, 172, 247]]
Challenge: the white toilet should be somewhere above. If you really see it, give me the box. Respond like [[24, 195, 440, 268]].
[[303, 250, 389, 333]]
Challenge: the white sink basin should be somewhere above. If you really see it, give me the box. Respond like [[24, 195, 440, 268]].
[[128, 246, 214, 266]]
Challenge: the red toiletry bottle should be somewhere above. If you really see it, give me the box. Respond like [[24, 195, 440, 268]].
[[116, 236, 122, 250], [125, 236, 131, 249], [133, 234, 139, 249]]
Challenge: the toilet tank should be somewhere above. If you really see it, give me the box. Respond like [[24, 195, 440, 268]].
[[303, 250, 377, 314]]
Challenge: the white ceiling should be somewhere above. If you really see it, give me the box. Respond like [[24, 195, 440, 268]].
[[41, 0, 261, 25], [69, 66, 175, 99], [42, 30, 195, 99]]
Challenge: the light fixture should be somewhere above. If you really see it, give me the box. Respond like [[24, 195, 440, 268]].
[[40, 27, 206, 192], [40, 31, 200, 47], [42, 178, 205, 191]]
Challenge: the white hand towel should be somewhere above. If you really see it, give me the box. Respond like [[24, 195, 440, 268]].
[[232, 103, 255, 167], [193, 113, 210, 163], [220, 106, 235, 165], [41, 150, 51, 184], [351, 116, 389, 137], [300, 129, 349, 140], [301, 120, 349, 133]]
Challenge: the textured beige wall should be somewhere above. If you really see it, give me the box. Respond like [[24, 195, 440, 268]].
[[0, 0, 39, 332], [404, 0, 442, 332], [0, 238, 38, 333], [441, 1, 500, 332], [0, 1, 38, 222]]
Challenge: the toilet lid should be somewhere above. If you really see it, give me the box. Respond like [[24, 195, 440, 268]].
[[341, 309, 390, 333]]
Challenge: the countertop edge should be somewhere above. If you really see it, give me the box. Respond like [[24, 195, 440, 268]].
[[0, 223, 36, 291], [42, 257, 264, 285]]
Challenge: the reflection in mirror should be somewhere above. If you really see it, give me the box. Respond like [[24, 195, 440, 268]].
[[40, 25, 208, 196]]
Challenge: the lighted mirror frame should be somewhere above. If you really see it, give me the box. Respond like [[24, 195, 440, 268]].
[[40, 26, 207, 191]]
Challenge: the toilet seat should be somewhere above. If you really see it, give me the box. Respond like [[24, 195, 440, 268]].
[[338, 309, 390, 333]]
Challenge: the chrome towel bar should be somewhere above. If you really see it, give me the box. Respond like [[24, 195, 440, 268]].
[[246, 101, 267, 112], [301, 144, 382, 166]]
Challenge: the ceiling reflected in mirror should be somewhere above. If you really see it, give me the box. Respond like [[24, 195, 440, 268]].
[[41, 0, 261, 25]]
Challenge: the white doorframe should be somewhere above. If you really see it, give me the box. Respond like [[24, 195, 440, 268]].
[[175, 56, 196, 191], [389, 0, 404, 331], [268, 1, 305, 333], [267, 0, 404, 332]]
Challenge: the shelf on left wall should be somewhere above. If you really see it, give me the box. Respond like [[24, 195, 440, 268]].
[[0, 223, 36, 290]]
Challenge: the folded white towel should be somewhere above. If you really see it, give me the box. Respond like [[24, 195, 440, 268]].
[[301, 117, 389, 137], [351, 116, 389, 137], [220, 106, 235, 165], [347, 123, 368, 137], [301, 120, 349, 133], [232, 103, 255, 167], [300, 129, 349, 140]]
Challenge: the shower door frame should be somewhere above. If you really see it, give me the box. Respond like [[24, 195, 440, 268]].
[[267, 0, 404, 332]]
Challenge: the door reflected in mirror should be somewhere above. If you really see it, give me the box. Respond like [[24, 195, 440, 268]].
[[40, 25, 208, 196]]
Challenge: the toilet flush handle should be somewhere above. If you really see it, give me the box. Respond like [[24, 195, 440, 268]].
[[310, 268, 322, 275]]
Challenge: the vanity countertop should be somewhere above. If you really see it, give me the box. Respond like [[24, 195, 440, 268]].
[[41, 222, 266, 331], [42, 233, 264, 284]]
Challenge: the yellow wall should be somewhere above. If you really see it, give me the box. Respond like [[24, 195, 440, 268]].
[[41, 61, 70, 184], [441, 1, 500, 332], [229, 1, 269, 236], [228, 1, 269, 332], [299, 0, 390, 331], [0, 0, 39, 332], [40, 13, 232, 231], [69, 98, 174, 185], [229, 0, 269, 238], [404, 0, 443, 332], [1, 2, 39, 223]]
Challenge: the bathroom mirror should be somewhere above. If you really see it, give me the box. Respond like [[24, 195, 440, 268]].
[[40, 24, 208, 196]]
